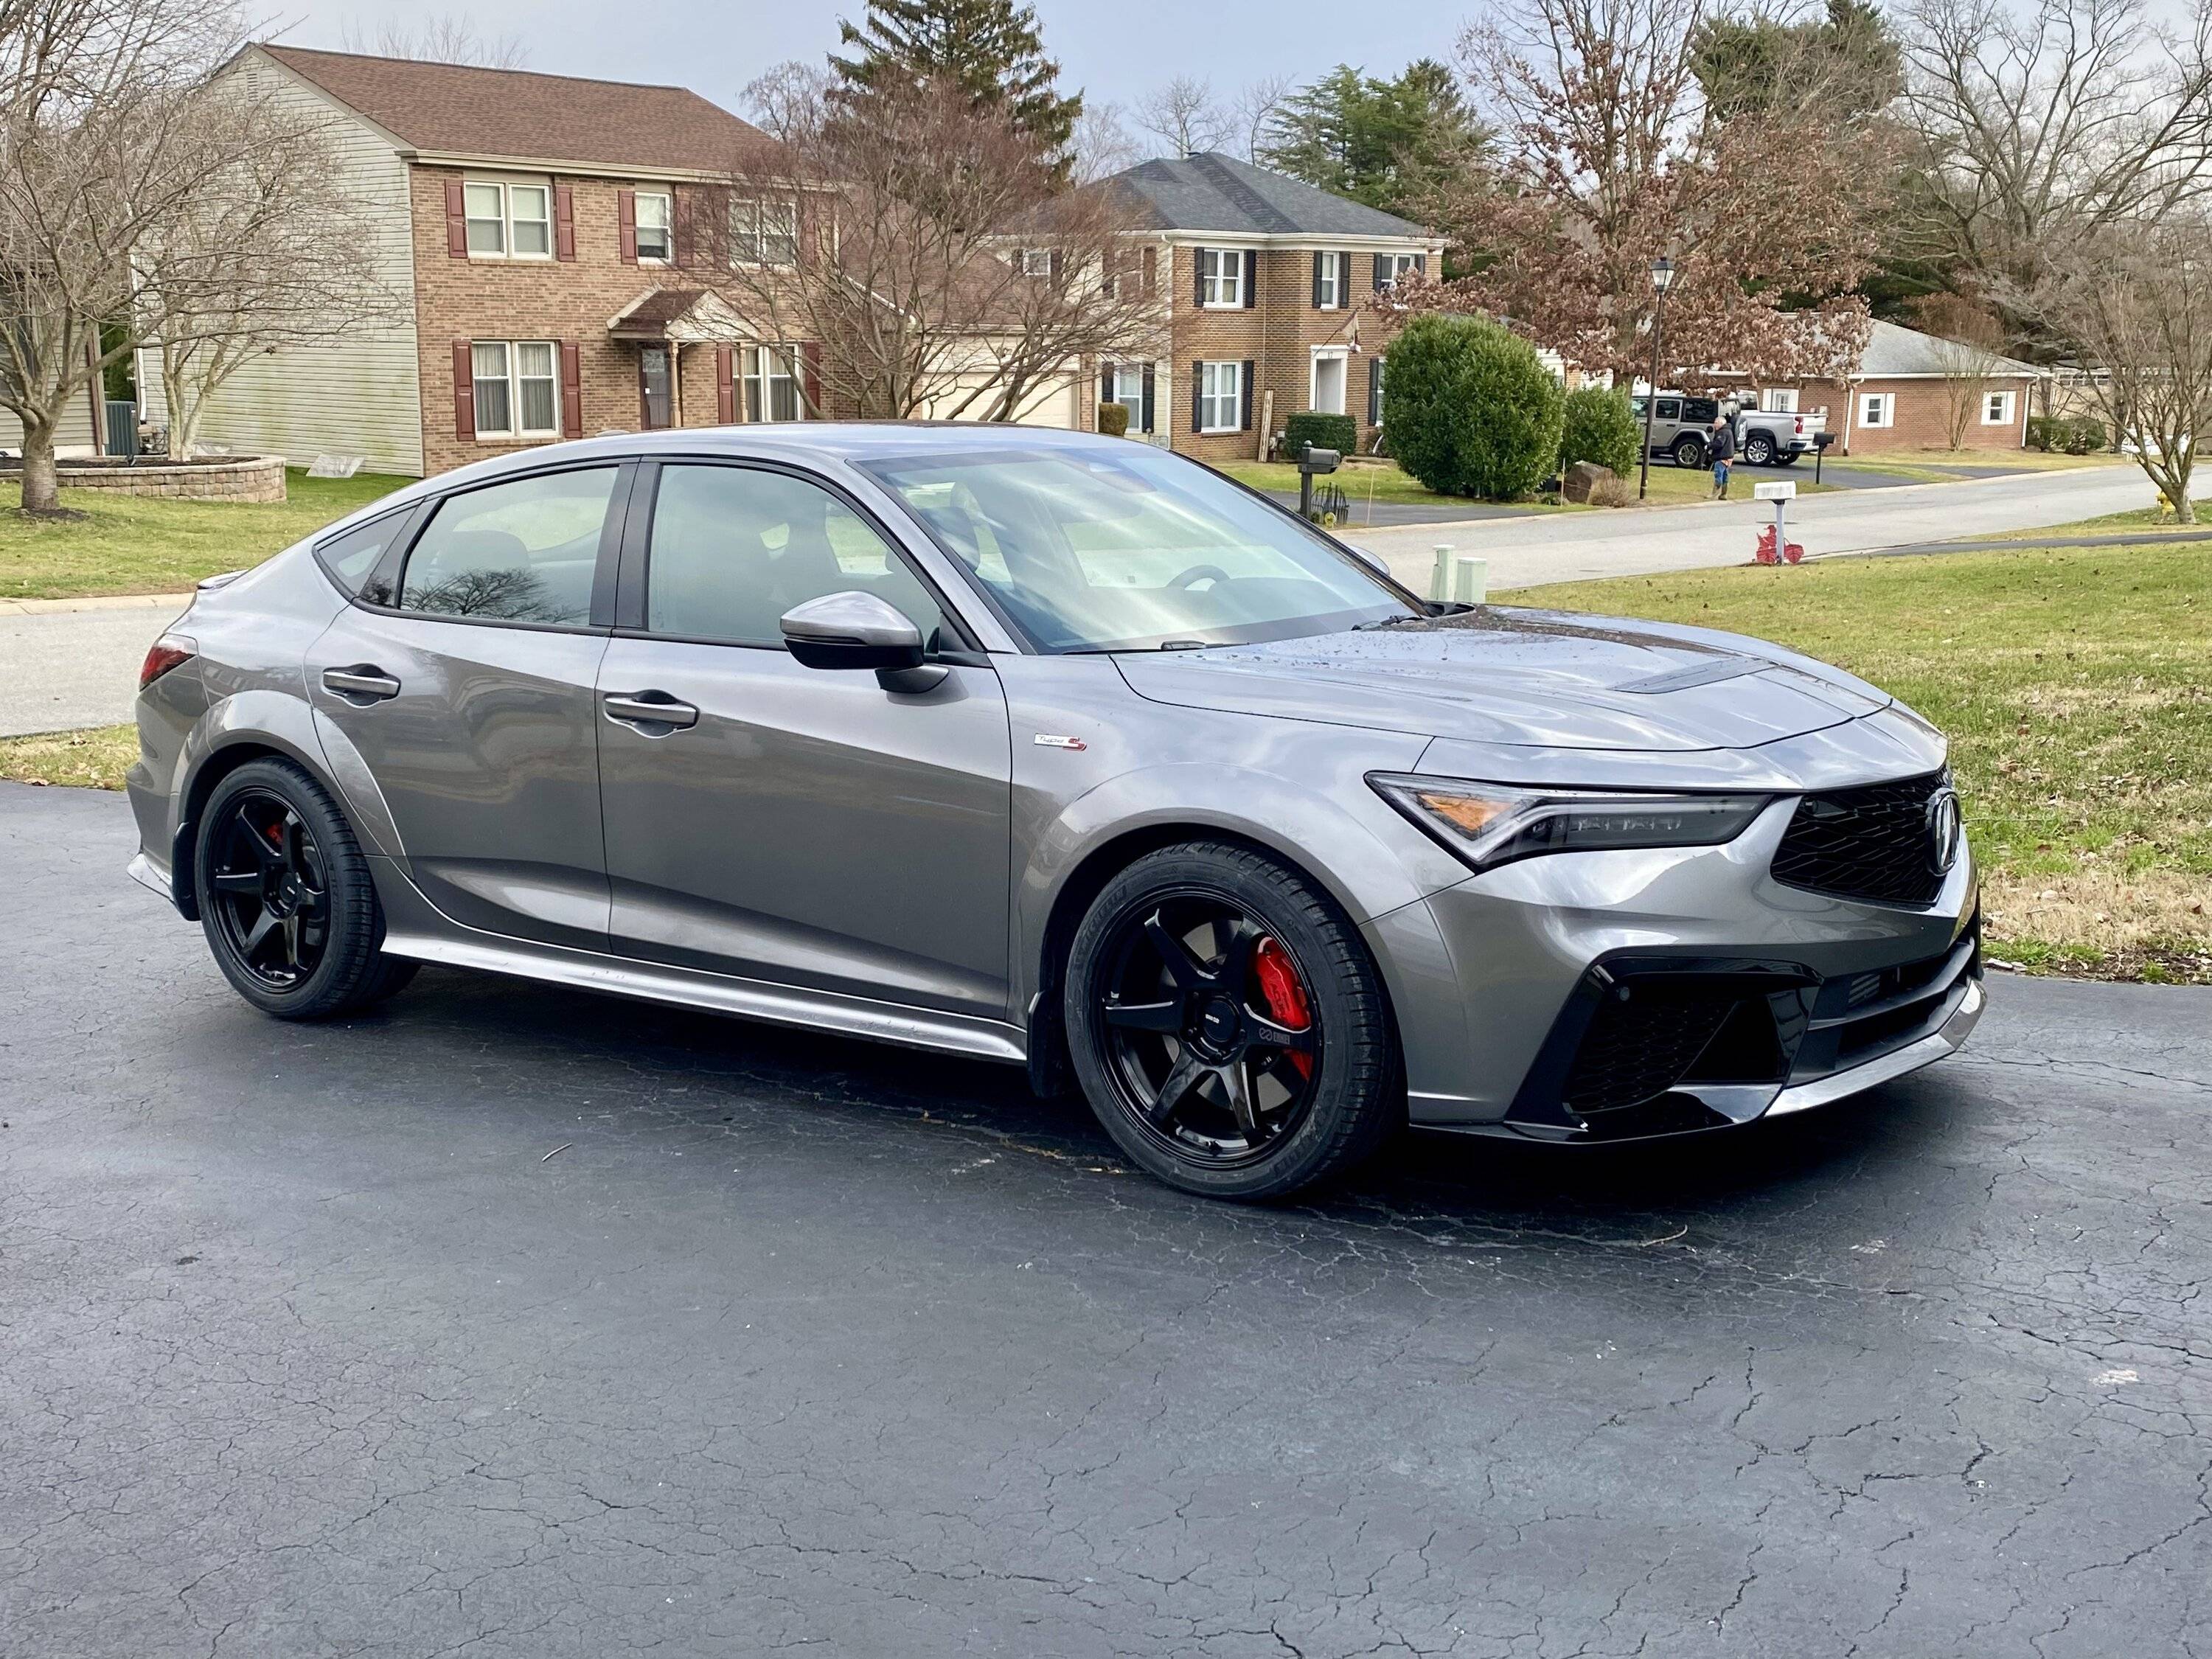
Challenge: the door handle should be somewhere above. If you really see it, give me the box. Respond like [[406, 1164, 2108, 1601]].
[[602, 690, 699, 732], [321, 666, 400, 702]]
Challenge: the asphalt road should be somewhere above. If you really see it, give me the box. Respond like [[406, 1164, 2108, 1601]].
[[4, 781, 2209, 1658]]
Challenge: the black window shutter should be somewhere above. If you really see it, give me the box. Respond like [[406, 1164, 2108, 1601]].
[[1051, 249, 1065, 285], [1100, 362, 1114, 406], [1374, 253, 1389, 291], [1368, 357, 1382, 425], [1239, 359, 1255, 431], [1141, 363, 1155, 434], [1243, 249, 1257, 309], [1312, 251, 1324, 309], [1343, 251, 1356, 302], [1194, 251, 1207, 308], [1192, 361, 1203, 432]]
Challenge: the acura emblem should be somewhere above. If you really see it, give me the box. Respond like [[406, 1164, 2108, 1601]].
[[1926, 787, 1962, 872]]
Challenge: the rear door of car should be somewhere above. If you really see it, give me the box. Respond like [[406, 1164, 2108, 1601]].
[[306, 460, 633, 950], [593, 457, 1015, 1020]]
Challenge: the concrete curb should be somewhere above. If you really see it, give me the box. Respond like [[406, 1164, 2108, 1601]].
[[0, 593, 191, 616]]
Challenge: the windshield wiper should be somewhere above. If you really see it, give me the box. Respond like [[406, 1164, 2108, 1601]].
[[1351, 612, 1427, 630]]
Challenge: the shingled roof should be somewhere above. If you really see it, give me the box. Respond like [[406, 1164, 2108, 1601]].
[[253, 45, 767, 174], [1105, 153, 1430, 240]]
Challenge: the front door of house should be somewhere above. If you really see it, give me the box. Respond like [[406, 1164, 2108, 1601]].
[[639, 347, 673, 429]]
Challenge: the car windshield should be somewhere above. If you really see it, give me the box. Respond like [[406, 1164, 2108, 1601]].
[[860, 446, 1419, 653]]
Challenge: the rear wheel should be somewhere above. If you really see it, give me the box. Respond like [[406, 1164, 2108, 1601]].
[[1063, 842, 1401, 1200], [1672, 434, 1707, 468], [195, 758, 418, 1019]]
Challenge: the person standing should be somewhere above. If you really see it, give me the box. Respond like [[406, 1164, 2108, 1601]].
[[1708, 413, 1737, 500]]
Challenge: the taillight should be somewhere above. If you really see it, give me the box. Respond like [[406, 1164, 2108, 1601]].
[[139, 636, 195, 691], [1794, 417, 1804, 434]]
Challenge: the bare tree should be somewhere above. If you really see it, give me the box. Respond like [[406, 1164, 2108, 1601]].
[[1072, 97, 1141, 183], [714, 71, 1162, 423], [1911, 291, 2011, 447], [0, 0, 274, 512], [1133, 74, 1230, 158], [1896, 0, 2212, 344], [1422, 0, 1891, 387], [1228, 74, 1291, 162], [2024, 219, 2212, 520], [138, 91, 403, 458], [337, 11, 526, 68]]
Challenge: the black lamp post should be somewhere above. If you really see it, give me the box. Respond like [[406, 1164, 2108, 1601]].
[[1638, 256, 1675, 501]]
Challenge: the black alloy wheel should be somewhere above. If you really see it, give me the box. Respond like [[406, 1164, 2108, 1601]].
[[1063, 841, 1402, 1200], [194, 757, 418, 1019], [206, 788, 330, 990], [1095, 891, 1323, 1166]]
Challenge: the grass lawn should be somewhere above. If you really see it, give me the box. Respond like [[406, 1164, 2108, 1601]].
[[1841, 447, 2127, 483], [2, 469, 406, 601], [1512, 541, 2212, 983], [0, 724, 137, 790], [1220, 457, 1829, 516], [1975, 497, 2212, 541]]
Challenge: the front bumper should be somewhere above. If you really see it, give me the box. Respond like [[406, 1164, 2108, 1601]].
[[1362, 796, 1983, 1140]]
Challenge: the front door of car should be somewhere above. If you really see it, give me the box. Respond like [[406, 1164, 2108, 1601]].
[[594, 460, 1014, 1020], [306, 462, 628, 951]]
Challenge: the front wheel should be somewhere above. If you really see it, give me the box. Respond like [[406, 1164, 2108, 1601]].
[[1062, 842, 1402, 1200], [195, 757, 419, 1019], [1742, 432, 1776, 466]]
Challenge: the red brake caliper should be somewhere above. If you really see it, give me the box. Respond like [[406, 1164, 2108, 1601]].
[[1251, 936, 1314, 1081]]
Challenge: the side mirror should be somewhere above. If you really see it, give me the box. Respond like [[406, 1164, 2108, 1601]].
[[1345, 541, 1391, 578], [779, 591, 946, 693]]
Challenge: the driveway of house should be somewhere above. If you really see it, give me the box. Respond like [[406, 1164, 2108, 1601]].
[[4, 780, 2208, 1658]]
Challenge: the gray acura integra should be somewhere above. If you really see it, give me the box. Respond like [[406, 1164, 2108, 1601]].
[[128, 425, 1982, 1200]]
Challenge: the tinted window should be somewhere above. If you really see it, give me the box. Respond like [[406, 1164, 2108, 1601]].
[[1683, 398, 1719, 424], [398, 467, 616, 625], [316, 509, 411, 600], [1654, 398, 1681, 422], [644, 465, 948, 648]]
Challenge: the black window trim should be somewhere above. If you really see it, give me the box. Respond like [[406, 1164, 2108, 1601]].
[[312, 501, 430, 599], [612, 453, 987, 658], [347, 458, 638, 636]]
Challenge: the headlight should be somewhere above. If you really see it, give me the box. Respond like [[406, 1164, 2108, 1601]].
[[1368, 773, 1773, 873]]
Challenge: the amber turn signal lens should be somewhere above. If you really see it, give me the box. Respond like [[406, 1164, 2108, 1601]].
[[1413, 790, 1514, 835]]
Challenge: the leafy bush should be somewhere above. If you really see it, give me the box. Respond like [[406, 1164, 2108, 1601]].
[[1282, 410, 1357, 461], [1096, 402, 1130, 438], [2026, 414, 2059, 452], [1558, 386, 1639, 476], [2062, 414, 2106, 454], [1382, 314, 1565, 501]]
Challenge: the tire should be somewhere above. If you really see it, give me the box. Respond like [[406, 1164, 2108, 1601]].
[[1774, 451, 1801, 467], [1672, 434, 1706, 468], [1062, 841, 1402, 1200], [193, 757, 418, 1020], [1742, 432, 1775, 466]]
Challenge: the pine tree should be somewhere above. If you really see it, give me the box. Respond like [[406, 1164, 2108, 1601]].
[[830, 0, 1083, 178], [1258, 62, 1489, 218]]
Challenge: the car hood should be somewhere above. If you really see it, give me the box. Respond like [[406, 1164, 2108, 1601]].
[[1112, 606, 1894, 753]]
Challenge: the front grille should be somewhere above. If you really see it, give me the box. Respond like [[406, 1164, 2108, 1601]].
[[1773, 771, 1951, 906]]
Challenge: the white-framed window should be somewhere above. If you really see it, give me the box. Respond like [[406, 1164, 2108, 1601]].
[[1113, 362, 1145, 427], [1020, 247, 1053, 277], [471, 341, 560, 439], [1379, 251, 1421, 292], [1983, 389, 2017, 425], [1859, 392, 1895, 429], [1761, 386, 1799, 413], [1199, 360, 1242, 432], [741, 345, 804, 422], [1200, 247, 1243, 307], [731, 198, 798, 265], [464, 179, 552, 260], [635, 191, 672, 263], [1317, 251, 1342, 309]]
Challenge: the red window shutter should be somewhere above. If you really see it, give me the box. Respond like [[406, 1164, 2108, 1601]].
[[800, 341, 823, 415], [554, 183, 576, 260], [715, 345, 734, 422], [451, 340, 475, 439], [443, 178, 467, 257], [560, 341, 582, 438], [617, 189, 638, 263]]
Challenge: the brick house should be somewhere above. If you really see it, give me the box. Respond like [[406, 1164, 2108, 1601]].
[[1749, 319, 2042, 456], [1088, 154, 1441, 463], [160, 46, 841, 477]]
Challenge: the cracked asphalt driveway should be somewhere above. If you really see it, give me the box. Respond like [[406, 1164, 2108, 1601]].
[[2, 781, 2208, 1658]]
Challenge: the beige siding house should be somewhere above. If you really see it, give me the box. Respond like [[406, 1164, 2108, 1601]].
[[1, 394, 96, 457]]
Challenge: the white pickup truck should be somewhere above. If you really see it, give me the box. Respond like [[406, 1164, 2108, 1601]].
[[1632, 393, 1827, 467]]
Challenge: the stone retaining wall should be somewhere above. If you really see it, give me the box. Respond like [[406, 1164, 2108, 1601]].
[[1, 456, 287, 502]]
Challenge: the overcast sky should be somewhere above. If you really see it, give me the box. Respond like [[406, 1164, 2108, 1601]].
[[279, 0, 1459, 117]]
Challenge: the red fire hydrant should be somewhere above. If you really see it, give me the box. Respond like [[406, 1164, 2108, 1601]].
[[1754, 523, 1805, 565]]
